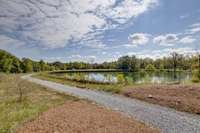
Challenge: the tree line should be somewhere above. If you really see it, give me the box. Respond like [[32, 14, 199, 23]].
[[0, 49, 199, 73]]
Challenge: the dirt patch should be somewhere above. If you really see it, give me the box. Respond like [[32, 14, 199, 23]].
[[17, 101, 159, 133], [123, 85, 200, 114]]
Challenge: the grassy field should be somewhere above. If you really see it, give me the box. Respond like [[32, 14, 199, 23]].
[[36, 72, 200, 115], [0, 74, 78, 133]]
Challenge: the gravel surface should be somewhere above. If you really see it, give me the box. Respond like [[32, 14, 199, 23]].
[[22, 75, 200, 133]]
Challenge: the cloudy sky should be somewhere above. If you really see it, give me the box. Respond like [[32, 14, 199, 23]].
[[0, 0, 200, 62]]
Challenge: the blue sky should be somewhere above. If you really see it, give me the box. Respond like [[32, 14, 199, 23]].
[[0, 0, 200, 63]]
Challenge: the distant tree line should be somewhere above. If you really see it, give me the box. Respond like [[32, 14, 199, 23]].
[[0, 49, 199, 73]]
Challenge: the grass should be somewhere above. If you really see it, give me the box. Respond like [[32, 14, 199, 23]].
[[0, 74, 79, 133], [34, 72, 124, 93]]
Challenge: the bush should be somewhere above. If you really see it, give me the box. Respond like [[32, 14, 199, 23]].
[[117, 74, 125, 84], [192, 75, 199, 83], [145, 64, 156, 71], [192, 69, 200, 83]]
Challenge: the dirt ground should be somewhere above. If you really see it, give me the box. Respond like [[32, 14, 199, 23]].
[[123, 85, 200, 114], [17, 101, 159, 133]]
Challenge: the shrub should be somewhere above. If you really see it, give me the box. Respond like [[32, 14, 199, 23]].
[[145, 64, 156, 71], [192, 69, 200, 83], [117, 74, 125, 84], [192, 75, 199, 83]]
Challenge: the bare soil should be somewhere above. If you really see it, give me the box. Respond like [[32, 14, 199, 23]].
[[17, 101, 159, 133], [123, 85, 200, 114]]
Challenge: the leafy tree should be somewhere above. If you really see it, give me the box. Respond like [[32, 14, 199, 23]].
[[0, 58, 13, 73], [11, 58, 22, 73], [32, 62, 41, 72], [130, 56, 139, 71], [159, 64, 165, 71], [0, 49, 19, 73], [117, 56, 132, 70], [171, 52, 183, 72], [22, 58, 33, 73], [39, 60, 46, 71]]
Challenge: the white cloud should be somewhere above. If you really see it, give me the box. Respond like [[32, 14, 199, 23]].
[[162, 47, 198, 56], [108, 0, 158, 23], [186, 22, 200, 34], [69, 54, 96, 63], [128, 47, 198, 59], [80, 39, 106, 49], [128, 33, 150, 46], [102, 51, 107, 55], [153, 34, 178, 46], [0, 35, 24, 48], [179, 36, 196, 44], [0, 0, 158, 49]]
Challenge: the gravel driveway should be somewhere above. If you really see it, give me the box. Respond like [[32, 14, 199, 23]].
[[22, 75, 200, 133]]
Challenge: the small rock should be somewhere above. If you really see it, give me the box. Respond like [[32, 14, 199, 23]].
[[148, 94, 153, 98], [176, 99, 181, 104]]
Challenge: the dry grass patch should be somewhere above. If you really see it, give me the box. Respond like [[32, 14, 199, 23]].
[[0, 74, 78, 133]]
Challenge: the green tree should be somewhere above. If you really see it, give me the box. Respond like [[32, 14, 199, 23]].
[[22, 58, 33, 73], [11, 58, 22, 73], [130, 55, 139, 71], [0, 58, 13, 73], [39, 60, 46, 71], [171, 52, 183, 72], [117, 56, 131, 70]]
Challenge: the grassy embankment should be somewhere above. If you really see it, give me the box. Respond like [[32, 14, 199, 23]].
[[0, 74, 78, 133], [34, 72, 125, 93], [35, 72, 200, 115]]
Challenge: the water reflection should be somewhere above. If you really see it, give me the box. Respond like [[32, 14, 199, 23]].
[[55, 71, 192, 85]]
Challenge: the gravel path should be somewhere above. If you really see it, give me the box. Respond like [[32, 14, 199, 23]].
[[22, 75, 200, 133]]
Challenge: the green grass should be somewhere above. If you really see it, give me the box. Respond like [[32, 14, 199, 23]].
[[0, 74, 79, 133], [34, 72, 123, 94]]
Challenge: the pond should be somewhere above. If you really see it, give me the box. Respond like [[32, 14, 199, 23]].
[[52, 71, 192, 85]]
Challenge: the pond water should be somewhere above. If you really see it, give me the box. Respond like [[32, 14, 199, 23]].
[[52, 71, 192, 85]]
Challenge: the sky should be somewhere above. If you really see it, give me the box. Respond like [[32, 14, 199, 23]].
[[0, 0, 200, 63]]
